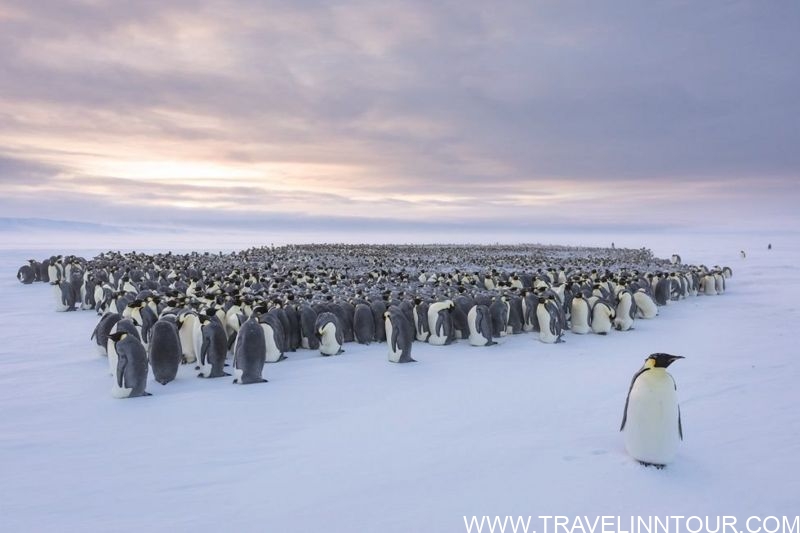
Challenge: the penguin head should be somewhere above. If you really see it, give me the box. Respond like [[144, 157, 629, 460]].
[[646, 353, 684, 368]]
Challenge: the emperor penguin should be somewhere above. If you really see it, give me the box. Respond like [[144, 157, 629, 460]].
[[570, 293, 591, 334], [52, 281, 76, 312], [633, 290, 658, 319], [91, 312, 122, 357], [620, 353, 684, 468], [412, 299, 431, 342], [17, 264, 35, 284], [467, 305, 496, 347], [315, 312, 344, 356], [108, 331, 151, 398], [198, 314, 229, 378], [148, 318, 183, 385], [232, 317, 268, 384], [427, 299, 455, 346], [701, 274, 717, 296], [258, 312, 286, 363], [353, 303, 376, 345], [614, 291, 636, 332], [535, 297, 563, 344], [489, 297, 509, 337], [591, 299, 615, 335], [106, 318, 141, 377], [384, 307, 416, 363], [177, 310, 203, 364], [299, 303, 320, 350]]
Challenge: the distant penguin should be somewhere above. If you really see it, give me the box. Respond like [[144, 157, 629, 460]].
[[570, 293, 591, 334], [232, 317, 267, 384], [108, 331, 151, 398], [614, 291, 636, 332], [52, 281, 76, 312], [427, 300, 455, 346], [633, 290, 658, 319], [353, 303, 376, 345], [591, 299, 615, 335], [621, 353, 684, 468], [370, 299, 387, 343], [259, 313, 286, 363], [17, 264, 35, 284], [740, 250, 746, 259], [506, 295, 524, 334], [535, 297, 563, 344], [315, 312, 344, 356], [467, 305, 496, 347], [412, 299, 431, 342], [299, 303, 320, 349], [148, 318, 183, 385], [177, 310, 203, 364], [107, 318, 142, 377], [384, 307, 416, 363], [198, 315, 229, 378], [489, 297, 509, 337], [654, 277, 672, 306], [701, 274, 717, 296], [91, 312, 122, 357]]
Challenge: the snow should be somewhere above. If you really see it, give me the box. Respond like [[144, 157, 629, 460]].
[[1, 232, 798, 532]]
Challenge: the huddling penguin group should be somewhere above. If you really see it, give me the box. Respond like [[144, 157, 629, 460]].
[[17, 244, 730, 389], [17, 244, 733, 467]]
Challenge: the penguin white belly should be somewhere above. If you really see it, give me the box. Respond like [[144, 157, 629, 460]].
[[467, 307, 485, 346], [262, 324, 282, 363], [107, 337, 119, 376], [624, 371, 681, 465], [592, 306, 613, 335], [570, 302, 591, 334], [319, 324, 341, 355], [385, 320, 401, 362], [633, 292, 658, 319], [52, 284, 68, 312], [427, 312, 447, 346], [179, 316, 202, 363], [80, 285, 88, 310], [702, 275, 717, 295], [536, 306, 558, 343], [93, 286, 104, 311], [614, 296, 634, 331]]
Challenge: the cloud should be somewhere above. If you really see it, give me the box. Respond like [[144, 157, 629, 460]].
[[0, 0, 798, 238]]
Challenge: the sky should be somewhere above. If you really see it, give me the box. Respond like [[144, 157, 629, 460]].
[[1, 0, 798, 240]]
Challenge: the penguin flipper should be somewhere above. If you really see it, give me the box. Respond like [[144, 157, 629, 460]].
[[620, 367, 649, 431], [390, 324, 400, 354], [678, 405, 683, 440]]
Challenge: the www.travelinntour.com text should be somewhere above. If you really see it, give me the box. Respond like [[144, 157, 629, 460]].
[[463, 516, 800, 533]]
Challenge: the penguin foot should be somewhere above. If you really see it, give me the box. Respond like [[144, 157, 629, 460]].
[[232, 379, 239, 384], [194, 365, 200, 370], [637, 461, 666, 469]]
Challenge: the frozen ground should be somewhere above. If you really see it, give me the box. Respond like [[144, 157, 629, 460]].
[[0, 231, 798, 532]]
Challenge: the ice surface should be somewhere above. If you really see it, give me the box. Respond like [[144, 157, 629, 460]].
[[1, 232, 798, 532]]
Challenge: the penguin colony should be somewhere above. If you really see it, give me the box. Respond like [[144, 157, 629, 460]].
[[18, 245, 730, 467]]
